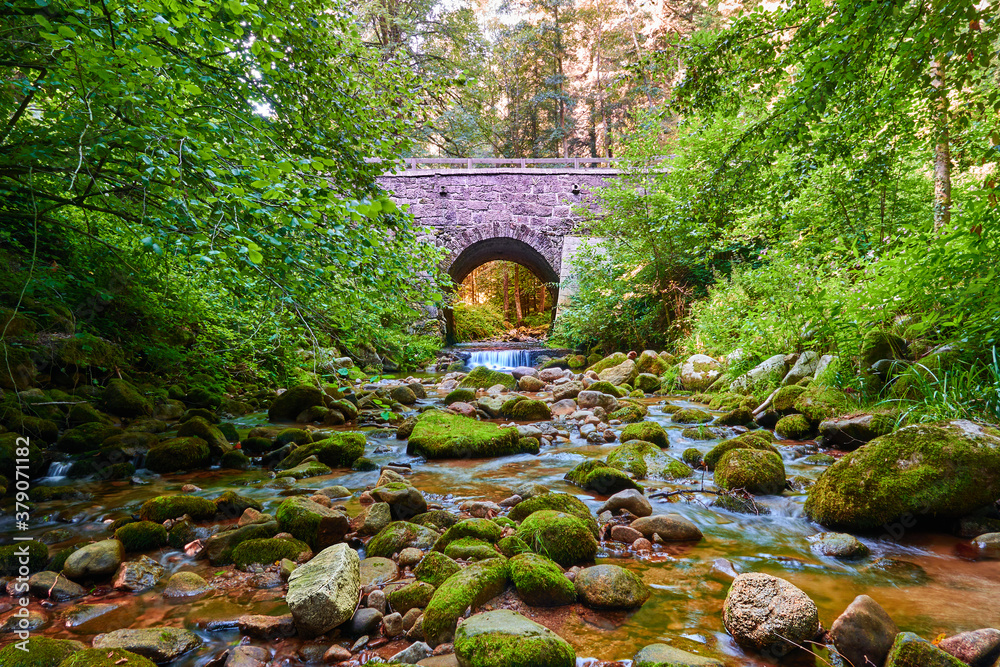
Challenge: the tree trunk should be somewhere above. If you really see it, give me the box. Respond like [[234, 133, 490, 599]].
[[931, 55, 951, 230], [514, 265, 524, 324], [539, 283, 546, 312], [503, 268, 510, 322], [471, 269, 477, 304]]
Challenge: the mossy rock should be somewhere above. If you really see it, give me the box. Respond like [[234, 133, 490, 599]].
[[138, 495, 216, 523], [508, 493, 598, 538], [214, 491, 263, 518], [220, 450, 250, 470], [775, 414, 813, 440], [516, 510, 598, 567], [444, 537, 501, 561], [772, 385, 808, 413], [59, 648, 157, 667], [503, 399, 552, 421], [144, 437, 211, 473], [621, 421, 669, 448], [29, 485, 87, 502], [99, 430, 159, 457], [177, 416, 230, 457], [101, 379, 153, 417], [274, 427, 313, 447], [703, 434, 779, 470], [352, 456, 378, 471], [454, 609, 575, 667], [67, 402, 112, 427], [180, 407, 218, 423], [586, 352, 627, 375], [607, 441, 689, 480], [0, 637, 87, 667], [610, 400, 648, 423], [277, 432, 365, 469], [274, 496, 349, 549], [714, 407, 753, 426], [861, 330, 909, 367], [509, 552, 575, 606], [805, 420, 1000, 532], [564, 459, 642, 494], [491, 516, 515, 530], [268, 384, 324, 421], [367, 521, 440, 558], [792, 385, 850, 425], [681, 447, 703, 467], [415, 551, 461, 587], [434, 518, 503, 552], [114, 521, 168, 552], [388, 580, 437, 613], [715, 449, 786, 495], [275, 460, 332, 479], [445, 388, 476, 404], [458, 366, 517, 390], [407, 410, 530, 459], [712, 492, 771, 515], [635, 351, 670, 377], [680, 426, 718, 440], [0, 432, 45, 478], [671, 408, 712, 424], [230, 537, 310, 570], [203, 521, 279, 565], [422, 556, 510, 645], [0, 540, 48, 576], [497, 535, 532, 558], [586, 381, 626, 398], [884, 632, 966, 666], [241, 436, 276, 455], [168, 519, 197, 549], [410, 510, 459, 531], [185, 386, 222, 410], [56, 422, 120, 454]]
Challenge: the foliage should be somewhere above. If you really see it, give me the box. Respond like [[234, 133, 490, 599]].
[[453, 302, 507, 343], [880, 349, 1000, 425]]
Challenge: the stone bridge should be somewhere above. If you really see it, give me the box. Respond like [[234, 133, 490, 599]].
[[377, 158, 622, 336]]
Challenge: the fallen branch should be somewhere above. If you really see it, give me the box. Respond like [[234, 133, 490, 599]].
[[753, 387, 780, 416]]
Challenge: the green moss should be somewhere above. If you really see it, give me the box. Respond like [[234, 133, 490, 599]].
[[586, 353, 627, 375], [220, 450, 250, 470], [168, 519, 196, 549], [509, 552, 575, 606], [772, 385, 808, 413], [497, 535, 532, 558], [703, 434, 779, 470], [434, 518, 503, 552], [712, 492, 771, 515], [0, 540, 48, 576], [411, 510, 459, 531], [715, 449, 786, 495], [241, 436, 275, 455], [415, 551, 462, 587], [714, 407, 753, 426], [275, 460, 332, 479], [388, 580, 437, 613], [586, 381, 626, 398], [444, 537, 501, 561], [67, 402, 112, 427], [606, 440, 686, 480], [516, 510, 598, 567], [610, 400, 648, 423], [564, 459, 642, 494], [101, 379, 153, 417], [491, 516, 515, 530], [509, 493, 598, 537], [681, 447, 703, 467], [671, 408, 712, 424], [58, 648, 157, 667], [503, 399, 552, 421], [275, 427, 313, 447], [367, 521, 440, 558], [214, 491, 262, 517], [422, 556, 510, 645], [144, 437, 211, 473], [181, 408, 217, 423], [0, 432, 45, 477], [29, 485, 83, 502], [114, 521, 168, 552], [230, 537, 310, 569], [407, 410, 529, 459], [445, 388, 476, 404], [775, 414, 813, 440], [680, 426, 715, 440], [177, 416, 229, 456], [621, 421, 669, 448], [139, 495, 217, 522], [0, 637, 86, 667], [884, 632, 966, 667], [793, 385, 850, 424], [277, 432, 365, 469], [459, 366, 517, 390], [56, 422, 119, 454]]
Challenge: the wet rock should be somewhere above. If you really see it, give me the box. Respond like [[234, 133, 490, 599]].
[[938, 629, 1000, 667], [972, 532, 1000, 558], [516, 510, 598, 567], [423, 557, 509, 645], [509, 553, 576, 606], [367, 522, 440, 558], [598, 359, 637, 386], [384, 611, 404, 637], [63, 603, 121, 628], [729, 354, 788, 394], [454, 610, 575, 667], [226, 645, 271, 667], [723, 572, 819, 656], [0, 608, 47, 633], [519, 376, 546, 392], [268, 385, 323, 421], [403, 607, 422, 630], [630, 514, 702, 542], [712, 559, 738, 579], [714, 449, 786, 495], [391, 640, 433, 664], [886, 632, 966, 666], [113, 555, 165, 592], [599, 489, 653, 517], [350, 607, 384, 636], [633, 643, 723, 667], [818, 413, 895, 450], [64, 539, 124, 579], [388, 581, 436, 614], [237, 613, 296, 639], [607, 441, 690, 480], [275, 496, 351, 549], [287, 543, 361, 638], [367, 588, 387, 614], [351, 502, 393, 536], [324, 645, 352, 663], [609, 525, 643, 544], [808, 532, 870, 560], [564, 459, 642, 494], [499, 494, 522, 508], [415, 552, 461, 588], [93, 627, 203, 663], [28, 571, 85, 601], [407, 410, 530, 459], [574, 564, 649, 610], [829, 594, 899, 667], [163, 571, 209, 598], [552, 381, 583, 401], [399, 547, 424, 568], [204, 520, 280, 565], [577, 390, 619, 412]]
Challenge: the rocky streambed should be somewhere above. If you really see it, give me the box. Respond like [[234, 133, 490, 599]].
[[2, 352, 1000, 667]]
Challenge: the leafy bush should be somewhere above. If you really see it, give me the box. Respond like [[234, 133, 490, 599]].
[[453, 303, 506, 342]]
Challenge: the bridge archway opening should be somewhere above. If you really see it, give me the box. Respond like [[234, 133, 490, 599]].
[[445, 237, 559, 344]]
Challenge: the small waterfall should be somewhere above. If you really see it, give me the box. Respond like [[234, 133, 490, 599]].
[[467, 348, 533, 370], [43, 461, 73, 479]]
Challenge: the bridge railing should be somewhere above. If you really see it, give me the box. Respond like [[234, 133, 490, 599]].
[[370, 157, 669, 170]]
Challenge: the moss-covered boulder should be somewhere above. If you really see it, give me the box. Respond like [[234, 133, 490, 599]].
[[672, 408, 713, 424], [805, 420, 1000, 532], [0, 637, 86, 667], [274, 427, 314, 447], [497, 535, 532, 558], [445, 388, 476, 404], [407, 410, 529, 459], [586, 380, 626, 398], [114, 521, 168, 552], [503, 399, 552, 421], [68, 402, 112, 427], [793, 385, 850, 424], [0, 540, 48, 576], [268, 385, 324, 421], [367, 521, 440, 558], [714, 407, 753, 426], [59, 648, 157, 667], [715, 449, 786, 495], [775, 414, 813, 440], [144, 437, 211, 473], [632, 644, 723, 667], [219, 450, 250, 470], [454, 609, 575, 667], [509, 552, 575, 606], [230, 537, 310, 570], [275, 496, 350, 549], [587, 352, 627, 375], [370, 482, 428, 520], [203, 521, 279, 565], [610, 399, 648, 423], [564, 459, 642, 494], [508, 493, 598, 537], [176, 416, 230, 457], [574, 564, 649, 610], [214, 491, 263, 518], [422, 556, 510, 645], [885, 632, 966, 666], [635, 350, 670, 377], [458, 366, 517, 390], [139, 495, 216, 522], [275, 460, 332, 479], [621, 421, 669, 448], [415, 551, 462, 587], [434, 518, 503, 552], [278, 432, 365, 470], [703, 433, 779, 470], [861, 330, 909, 367], [607, 441, 691, 480], [516, 510, 598, 567], [411, 509, 460, 531], [102, 379, 153, 417], [56, 422, 119, 454], [444, 537, 500, 561], [388, 580, 436, 613], [772, 385, 808, 413]]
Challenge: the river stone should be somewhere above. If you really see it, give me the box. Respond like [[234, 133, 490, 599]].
[[598, 359, 638, 386], [552, 381, 583, 401], [886, 632, 967, 666], [351, 502, 392, 536], [64, 539, 124, 579], [287, 543, 361, 637], [973, 532, 1000, 558], [370, 482, 428, 520], [714, 449, 786, 495], [163, 571, 209, 597], [681, 354, 722, 391], [809, 532, 870, 560], [938, 629, 1000, 667], [577, 390, 619, 412], [818, 413, 895, 450], [454, 609, 575, 667], [391, 640, 433, 664], [350, 607, 383, 636], [237, 614, 296, 640], [276, 496, 351, 549], [598, 489, 652, 517], [113, 556, 165, 592], [805, 420, 1000, 531], [92, 627, 202, 663], [630, 514, 702, 542], [508, 553, 576, 606], [63, 603, 122, 628], [574, 564, 649, 610], [368, 521, 440, 557], [723, 572, 820, 655], [204, 520, 280, 565], [829, 594, 899, 667], [633, 643, 724, 667], [28, 571, 86, 601], [227, 645, 271, 667], [268, 385, 324, 421]]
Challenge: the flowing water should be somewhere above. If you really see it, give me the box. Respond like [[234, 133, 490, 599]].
[[453, 342, 570, 370], [8, 384, 1000, 666]]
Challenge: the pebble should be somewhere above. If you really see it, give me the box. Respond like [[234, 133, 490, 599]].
[[610, 525, 643, 544], [366, 589, 387, 614], [633, 538, 653, 552], [350, 635, 369, 652], [499, 495, 522, 507], [402, 607, 422, 630], [398, 548, 424, 568], [323, 645, 352, 664], [383, 611, 404, 637]]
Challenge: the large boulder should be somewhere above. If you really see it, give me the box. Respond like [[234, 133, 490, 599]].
[[621, 421, 669, 448], [587, 352, 628, 374], [574, 564, 649, 610], [564, 459, 642, 494], [0, 638, 87, 667], [729, 354, 789, 394], [454, 609, 575, 667], [635, 350, 671, 377], [407, 410, 530, 459], [275, 496, 350, 549], [598, 489, 652, 517], [508, 493, 599, 537], [516, 510, 598, 567], [144, 437, 211, 473], [714, 449, 786, 495], [92, 627, 202, 663], [276, 433, 365, 469], [287, 543, 361, 637], [367, 521, 440, 558], [680, 355, 722, 392], [458, 366, 517, 390], [829, 595, 899, 667], [598, 359, 638, 386], [607, 441, 691, 480], [633, 644, 723, 667], [818, 414, 895, 451], [64, 539, 124, 579], [805, 420, 1000, 531], [101, 379, 153, 417], [268, 385, 324, 421], [722, 573, 819, 655], [508, 552, 576, 606], [423, 557, 510, 646]]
